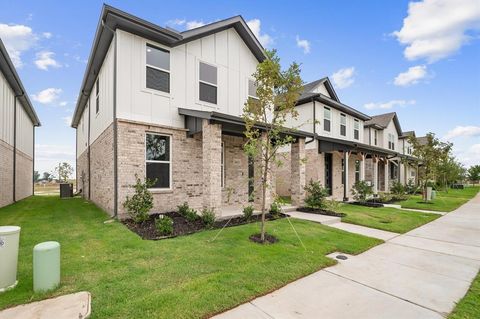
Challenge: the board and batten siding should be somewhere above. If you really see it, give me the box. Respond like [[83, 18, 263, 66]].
[[15, 102, 34, 157], [115, 28, 258, 128], [0, 70, 15, 145], [383, 120, 398, 152]]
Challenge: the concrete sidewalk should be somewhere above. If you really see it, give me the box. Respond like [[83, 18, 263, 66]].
[[213, 193, 480, 319]]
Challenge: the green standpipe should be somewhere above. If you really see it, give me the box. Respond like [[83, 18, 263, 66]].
[[33, 241, 61, 292]]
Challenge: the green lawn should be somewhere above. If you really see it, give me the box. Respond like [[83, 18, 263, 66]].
[[449, 271, 480, 319], [338, 204, 440, 233], [0, 196, 381, 318], [398, 186, 480, 212]]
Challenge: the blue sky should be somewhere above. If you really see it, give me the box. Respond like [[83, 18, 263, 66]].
[[0, 0, 479, 174]]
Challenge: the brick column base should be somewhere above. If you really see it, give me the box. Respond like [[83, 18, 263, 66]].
[[291, 138, 306, 206], [202, 119, 222, 214]]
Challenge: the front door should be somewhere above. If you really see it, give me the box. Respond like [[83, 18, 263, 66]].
[[248, 155, 254, 202], [324, 153, 333, 195]]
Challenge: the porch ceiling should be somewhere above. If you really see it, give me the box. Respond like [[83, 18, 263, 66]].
[[317, 135, 397, 157]]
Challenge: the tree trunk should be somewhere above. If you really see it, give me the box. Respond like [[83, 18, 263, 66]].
[[260, 155, 269, 242]]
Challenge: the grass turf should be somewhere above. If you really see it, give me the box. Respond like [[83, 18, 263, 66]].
[[338, 204, 440, 233], [398, 186, 480, 212], [0, 196, 381, 318], [448, 271, 480, 319]]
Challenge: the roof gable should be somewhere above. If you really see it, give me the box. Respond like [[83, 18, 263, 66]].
[[365, 112, 402, 135], [300, 77, 339, 102]]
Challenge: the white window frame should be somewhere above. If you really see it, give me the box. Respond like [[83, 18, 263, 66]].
[[247, 78, 259, 100], [95, 78, 100, 115], [340, 113, 347, 136], [221, 142, 225, 188], [145, 132, 172, 190], [144, 41, 171, 96], [324, 107, 331, 132], [353, 119, 360, 140], [198, 60, 218, 106]]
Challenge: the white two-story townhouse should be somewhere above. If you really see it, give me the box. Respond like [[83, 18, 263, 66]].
[[71, 5, 309, 218], [277, 78, 399, 201], [398, 130, 418, 185], [0, 39, 41, 208]]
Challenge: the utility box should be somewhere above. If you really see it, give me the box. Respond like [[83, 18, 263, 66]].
[[60, 183, 73, 198], [33, 241, 61, 292], [0, 226, 21, 292]]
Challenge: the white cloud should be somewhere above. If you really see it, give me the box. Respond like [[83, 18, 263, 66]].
[[247, 19, 273, 48], [0, 23, 37, 67], [456, 143, 480, 167], [59, 101, 68, 107], [42, 32, 52, 39], [186, 20, 206, 30], [331, 67, 355, 89], [394, 65, 428, 86], [32, 88, 62, 104], [393, 0, 480, 62], [444, 126, 480, 140], [364, 99, 416, 110], [296, 35, 311, 54], [61, 116, 72, 126], [35, 144, 75, 174], [34, 51, 61, 70], [166, 18, 205, 30]]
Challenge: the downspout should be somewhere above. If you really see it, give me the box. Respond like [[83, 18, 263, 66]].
[[103, 20, 118, 218], [32, 126, 35, 195], [13, 93, 23, 202], [87, 98, 91, 200], [305, 98, 316, 144]]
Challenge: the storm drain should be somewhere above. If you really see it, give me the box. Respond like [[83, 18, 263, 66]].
[[336, 255, 348, 260]]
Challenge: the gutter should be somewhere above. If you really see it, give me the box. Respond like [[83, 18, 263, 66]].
[[102, 19, 119, 218]]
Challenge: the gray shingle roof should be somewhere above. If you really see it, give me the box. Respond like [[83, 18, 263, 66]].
[[365, 112, 402, 135], [299, 77, 339, 102], [399, 130, 415, 139]]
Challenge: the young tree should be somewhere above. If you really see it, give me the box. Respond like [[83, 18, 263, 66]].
[[42, 172, 53, 182], [54, 162, 74, 183], [409, 133, 452, 200], [34, 170, 40, 183], [242, 49, 303, 243], [468, 165, 480, 185]]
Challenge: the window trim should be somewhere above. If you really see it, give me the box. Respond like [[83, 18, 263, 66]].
[[198, 60, 218, 106], [340, 113, 347, 136], [95, 78, 100, 115], [247, 78, 259, 100], [324, 107, 331, 132], [355, 160, 360, 182], [145, 132, 172, 190], [353, 119, 360, 140], [143, 41, 171, 96]]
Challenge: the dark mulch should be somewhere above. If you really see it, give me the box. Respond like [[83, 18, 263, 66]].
[[296, 207, 346, 217], [122, 211, 286, 240], [249, 233, 278, 244], [351, 201, 384, 208]]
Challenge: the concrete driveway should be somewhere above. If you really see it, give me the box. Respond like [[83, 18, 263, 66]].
[[213, 193, 480, 319]]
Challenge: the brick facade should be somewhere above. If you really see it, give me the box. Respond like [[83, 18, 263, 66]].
[[15, 150, 33, 201], [290, 139, 306, 206], [76, 148, 89, 199], [221, 135, 249, 206], [0, 139, 14, 207]]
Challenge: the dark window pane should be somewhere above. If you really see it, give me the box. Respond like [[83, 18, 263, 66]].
[[324, 119, 331, 132], [96, 79, 99, 95], [146, 134, 170, 161], [147, 67, 170, 92], [146, 44, 170, 70], [354, 129, 359, 140], [199, 62, 217, 84], [96, 96, 99, 114], [200, 82, 217, 104], [146, 162, 170, 188], [340, 125, 346, 136]]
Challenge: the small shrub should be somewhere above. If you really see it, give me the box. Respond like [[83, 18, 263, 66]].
[[243, 205, 254, 221], [201, 208, 216, 228], [405, 179, 417, 195], [304, 180, 329, 209], [269, 201, 281, 217], [178, 202, 190, 217], [123, 175, 155, 223], [377, 192, 393, 203], [323, 199, 340, 213], [155, 215, 173, 236], [351, 181, 373, 203], [185, 208, 198, 223], [391, 181, 405, 195]]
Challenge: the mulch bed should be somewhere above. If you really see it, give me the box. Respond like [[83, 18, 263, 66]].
[[249, 233, 278, 244], [296, 207, 346, 217], [122, 211, 286, 240], [351, 201, 384, 208]]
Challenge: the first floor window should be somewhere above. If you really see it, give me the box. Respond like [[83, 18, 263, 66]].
[[221, 142, 225, 188], [341, 158, 345, 184], [146, 133, 171, 188], [355, 160, 360, 182]]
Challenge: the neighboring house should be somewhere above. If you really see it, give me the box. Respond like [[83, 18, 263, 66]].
[[399, 130, 418, 185], [277, 78, 402, 201], [72, 5, 309, 218], [0, 39, 41, 208]]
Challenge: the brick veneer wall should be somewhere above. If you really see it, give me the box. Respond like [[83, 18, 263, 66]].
[[0, 139, 14, 208], [15, 149, 33, 201], [221, 135, 249, 206], [76, 148, 89, 199]]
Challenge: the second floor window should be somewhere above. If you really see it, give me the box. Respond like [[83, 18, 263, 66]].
[[324, 107, 331, 132], [354, 119, 359, 140], [146, 44, 170, 93], [248, 79, 258, 100], [199, 62, 217, 104], [95, 78, 100, 114], [340, 114, 346, 136], [388, 133, 395, 150], [374, 129, 377, 145]]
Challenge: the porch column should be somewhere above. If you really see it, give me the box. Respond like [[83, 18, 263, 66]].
[[360, 153, 366, 181], [373, 156, 378, 194], [384, 158, 389, 192], [202, 119, 222, 213], [343, 151, 350, 201], [291, 138, 306, 206], [254, 132, 276, 211]]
